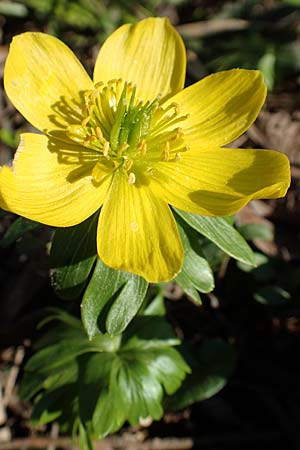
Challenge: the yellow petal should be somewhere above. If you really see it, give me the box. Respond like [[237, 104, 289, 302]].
[[4, 32, 93, 133], [93, 17, 186, 102], [166, 69, 266, 148], [0, 133, 111, 226], [97, 170, 184, 282], [151, 147, 290, 216]]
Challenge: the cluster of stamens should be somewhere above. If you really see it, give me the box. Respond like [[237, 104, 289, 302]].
[[66, 79, 190, 184]]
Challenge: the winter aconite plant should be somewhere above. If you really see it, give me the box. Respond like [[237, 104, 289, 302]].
[[0, 17, 290, 282], [0, 16, 292, 448]]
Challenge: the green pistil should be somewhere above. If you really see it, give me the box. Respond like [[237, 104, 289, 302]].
[[109, 82, 160, 154], [110, 82, 128, 152]]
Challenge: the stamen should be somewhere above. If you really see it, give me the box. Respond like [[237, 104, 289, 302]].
[[117, 143, 130, 156], [103, 141, 110, 157], [96, 126, 103, 139], [95, 81, 104, 89], [124, 159, 133, 171], [175, 152, 181, 161], [128, 172, 136, 184], [81, 116, 91, 127], [137, 139, 147, 156], [163, 141, 170, 161], [174, 127, 184, 141]]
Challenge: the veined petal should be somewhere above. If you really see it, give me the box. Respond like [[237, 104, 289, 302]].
[[97, 170, 184, 282], [166, 69, 266, 148], [93, 17, 186, 102], [0, 133, 111, 226], [4, 33, 93, 133], [151, 147, 290, 216]]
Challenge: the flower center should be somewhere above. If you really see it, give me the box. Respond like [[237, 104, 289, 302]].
[[66, 79, 189, 184]]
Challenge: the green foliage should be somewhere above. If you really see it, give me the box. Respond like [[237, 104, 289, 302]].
[[20, 310, 190, 444], [175, 208, 255, 266], [166, 339, 236, 411], [0, 128, 18, 148], [81, 258, 148, 338], [50, 213, 98, 300], [0, 216, 39, 248], [176, 221, 215, 303], [237, 222, 273, 242]]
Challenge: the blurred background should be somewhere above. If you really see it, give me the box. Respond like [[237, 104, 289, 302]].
[[1, 1, 300, 449]]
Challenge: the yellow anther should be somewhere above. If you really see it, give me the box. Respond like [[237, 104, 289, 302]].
[[124, 159, 133, 172], [107, 79, 119, 85], [175, 152, 182, 161], [128, 172, 136, 185], [174, 127, 184, 140], [170, 102, 180, 114], [163, 141, 170, 161], [146, 166, 155, 176], [81, 116, 91, 127], [183, 145, 190, 152], [96, 127, 103, 139], [117, 143, 130, 156], [103, 141, 110, 157], [137, 139, 147, 156], [85, 135, 97, 144], [94, 81, 104, 89]]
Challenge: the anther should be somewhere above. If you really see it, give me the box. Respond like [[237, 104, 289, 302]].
[[175, 152, 182, 161], [124, 159, 133, 172], [95, 81, 104, 89], [85, 135, 97, 144], [117, 143, 130, 156], [170, 102, 180, 114], [96, 127, 103, 139], [128, 172, 136, 185], [81, 116, 91, 127], [163, 141, 170, 161], [103, 141, 110, 157], [174, 127, 184, 140], [137, 139, 147, 156]]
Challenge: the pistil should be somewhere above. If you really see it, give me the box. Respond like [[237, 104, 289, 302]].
[[66, 78, 190, 185]]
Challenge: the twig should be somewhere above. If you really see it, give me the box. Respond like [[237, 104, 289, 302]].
[[3, 347, 25, 407], [177, 19, 249, 37]]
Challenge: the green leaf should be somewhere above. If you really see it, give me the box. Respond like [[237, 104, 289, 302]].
[[81, 259, 148, 338], [0, 216, 39, 248], [143, 288, 166, 317], [50, 213, 98, 300], [254, 285, 291, 306], [258, 49, 276, 91], [0, 1, 28, 17], [0, 128, 18, 147], [175, 209, 255, 266], [176, 223, 214, 302], [166, 339, 236, 411], [21, 310, 189, 441], [237, 223, 273, 241]]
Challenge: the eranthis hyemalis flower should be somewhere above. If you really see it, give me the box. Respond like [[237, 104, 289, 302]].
[[0, 18, 290, 282]]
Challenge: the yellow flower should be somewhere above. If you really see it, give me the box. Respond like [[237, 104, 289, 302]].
[[0, 18, 290, 282]]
